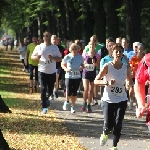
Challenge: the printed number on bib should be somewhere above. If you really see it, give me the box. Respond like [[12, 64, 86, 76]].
[[85, 64, 95, 71], [72, 70, 80, 78], [110, 85, 124, 97]]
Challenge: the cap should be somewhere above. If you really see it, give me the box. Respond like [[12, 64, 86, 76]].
[[133, 42, 140, 47]]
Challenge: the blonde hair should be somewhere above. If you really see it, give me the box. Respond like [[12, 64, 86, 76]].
[[69, 43, 80, 52]]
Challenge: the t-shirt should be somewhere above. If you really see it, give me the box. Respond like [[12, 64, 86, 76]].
[[18, 46, 26, 59], [32, 43, 61, 74], [83, 43, 103, 55], [127, 51, 135, 61], [123, 48, 133, 57], [63, 53, 83, 79], [82, 53, 100, 78], [27, 43, 39, 66], [130, 56, 143, 78], [100, 55, 128, 69]]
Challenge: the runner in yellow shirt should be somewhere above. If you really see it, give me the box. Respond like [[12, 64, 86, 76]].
[[25, 36, 38, 94]]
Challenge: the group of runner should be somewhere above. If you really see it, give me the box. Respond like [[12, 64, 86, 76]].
[[17, 31, 147, 150]]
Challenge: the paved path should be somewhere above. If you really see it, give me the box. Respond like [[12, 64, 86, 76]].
[[51, 91, 150, 150]]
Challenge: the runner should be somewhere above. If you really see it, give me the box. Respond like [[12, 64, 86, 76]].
[[18, 41, 27, 71], [31, 31, 62, 114], [25, 36, 38, 94], [116, 37, 122, 44], [50, 35, 63, 99], [94, 43, 133, 150], [61, 43, 83, 113], [81, 41, 100, 112]]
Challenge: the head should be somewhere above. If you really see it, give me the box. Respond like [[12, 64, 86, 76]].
[[63, 37, 68, 43], [121, 38, 129, 49], [116, 37, 122, 44], [24, 37, 28, 43], [112, 43, 124, 60], [136, 43, 144, 57], [133, 42, 140, 53], [32, 36, 38, 44], [75, 39, 82, 50], [57, 38, 61, 45], [107, 41, 115, 56], [106, 37, 115, 49], [90, 35, 98, 44], [38, 38, 44, 44], [51, 35, 58, 45], [20, 41, 24, 47], [43, 31, 51, 43], [88, 41, 96, 52], [69, 43, 80, 55], [66, 40, 72, 49]]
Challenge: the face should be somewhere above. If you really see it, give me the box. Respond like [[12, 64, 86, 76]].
[[137, 45, 143, 56], [107, 42, 115, 53], [133, 44, 138, 53], [116, 38, 122, 44], [121, 39, 128, 49], [90, 37, 97, 44], [51, 37, 58, 45], [89, 42, 96, 52], [71, 46, 79, 55], [43, 32, 51, 43], [32, 37, 38, 43], [112, 47, 123, 60]]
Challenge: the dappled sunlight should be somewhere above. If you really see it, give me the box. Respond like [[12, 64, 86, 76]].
[[0, 50, 86, 150]]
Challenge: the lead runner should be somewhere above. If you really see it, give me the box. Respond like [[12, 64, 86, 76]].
[[94, 43, 133, 150]]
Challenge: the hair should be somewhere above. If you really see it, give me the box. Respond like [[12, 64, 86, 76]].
[[69, 43, 80, 52], [122, 38, 129, 43], [107, 37, 115, 43], [43, 30, 51, 35], [90, 35, 98, 41], [112, 43, 124, 51], [51, 35, 57, 38]]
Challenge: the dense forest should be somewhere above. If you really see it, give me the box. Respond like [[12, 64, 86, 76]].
[[0, 0, 150, 49]]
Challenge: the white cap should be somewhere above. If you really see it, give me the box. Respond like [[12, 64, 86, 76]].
[[133, 42, 140, 47]]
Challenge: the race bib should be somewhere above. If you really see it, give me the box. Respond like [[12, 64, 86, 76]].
[[85, 64, 95, 71], [71, 70, 81, 78], [109, 85, 124, 97]]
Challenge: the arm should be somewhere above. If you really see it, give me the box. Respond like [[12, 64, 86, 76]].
[[31, 46, 41, 60], [61, 60, 70, 72], [24, 47, 29, 66], [126, 64, 134, 86]]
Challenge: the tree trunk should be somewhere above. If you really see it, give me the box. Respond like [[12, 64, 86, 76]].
[[104, 0, 121, 38], [125, 0, 143, 46], [92, 0, 106, 43], [32, 19, 38, 37]]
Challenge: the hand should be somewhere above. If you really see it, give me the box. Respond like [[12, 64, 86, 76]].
[[37, 55, 41, 60], [79, 66, 83, 71], [108, 79, 116, 86], [136, 106, 147, 118], [92, 59, 96, 64], [48, 55, 54, 60], [64, 68, 70, 72]]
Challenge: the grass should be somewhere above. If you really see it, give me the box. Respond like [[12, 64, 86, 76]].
[[0, 47, 86, 150]]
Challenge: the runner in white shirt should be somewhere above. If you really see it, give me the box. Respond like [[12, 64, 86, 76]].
[[31, 31, 62, 114], [94, 43, 133, 150]]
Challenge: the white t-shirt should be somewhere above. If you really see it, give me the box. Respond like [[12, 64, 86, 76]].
[[102, 62, 127, 103], [32, 43, 61, 74]]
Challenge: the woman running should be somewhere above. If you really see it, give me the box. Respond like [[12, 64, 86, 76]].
[[94, 44, 133, 150], [61, 43, 83, 113], [81, 41, 100, 112]]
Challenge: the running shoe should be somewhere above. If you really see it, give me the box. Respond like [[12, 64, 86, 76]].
[[100, 132, 108, 146], [50, 95, 54, 100], [87, 105, 92, 113], [81, 102, 87, 111], [62, 101, 69, 110], [92, 98, 98, 106], [71, 106, 75, 113], [41, 108, 48, 114], [109, 147, 118, 150]]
